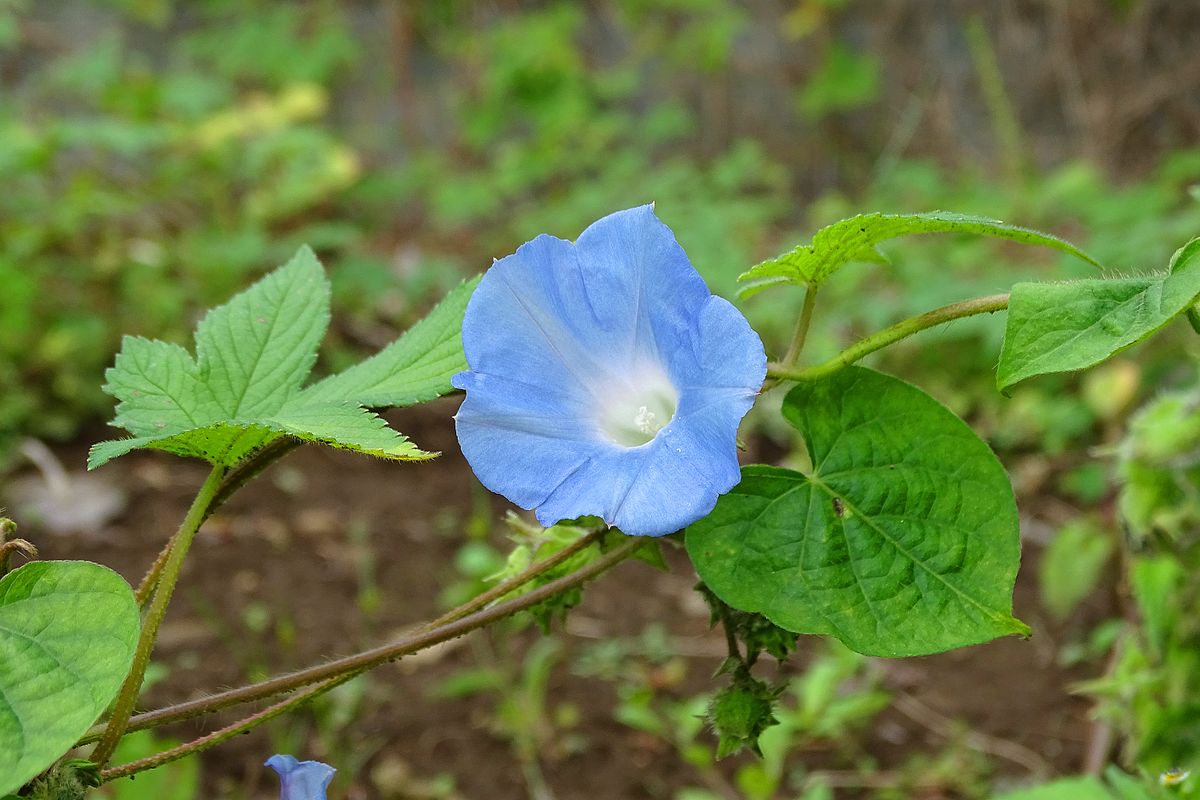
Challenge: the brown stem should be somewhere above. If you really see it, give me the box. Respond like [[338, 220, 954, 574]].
[[99, 679, 330, 781], [85, 537, 642, 744], [425, 528, 607, 629], [0, 538, 38, 576]]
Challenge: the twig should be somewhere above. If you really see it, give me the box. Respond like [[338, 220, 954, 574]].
[[893, 691, 1051, 778], [86, 538, 643, 750]]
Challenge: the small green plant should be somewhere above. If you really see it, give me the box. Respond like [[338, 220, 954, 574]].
[[1070, 384, 1200, 798]]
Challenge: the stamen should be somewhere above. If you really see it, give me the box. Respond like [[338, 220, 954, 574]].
[[599, 370, 678, 448]]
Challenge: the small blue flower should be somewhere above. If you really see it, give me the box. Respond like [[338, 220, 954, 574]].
[[265, 754, 336, 800], [453, 205, 766, 536]]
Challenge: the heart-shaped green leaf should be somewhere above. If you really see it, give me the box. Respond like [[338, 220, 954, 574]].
[[0, 561, 139, 795], [687, 367, 1027, 657]]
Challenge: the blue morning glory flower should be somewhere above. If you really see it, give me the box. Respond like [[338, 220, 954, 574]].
[[452, 205, 766, 536], [265, 754, 336, 800]]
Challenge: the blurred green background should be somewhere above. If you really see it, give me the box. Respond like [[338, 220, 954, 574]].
[[3, 0, 1199, 452]]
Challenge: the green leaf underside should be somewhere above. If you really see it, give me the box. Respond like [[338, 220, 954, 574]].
[[0, 561, 139, 796], [686, 367, 1027, 657], [997, 237, 1200, 391], [303, 275, 479, 407], [91, 251, 475, 469], [89, 402, 431, 469], [739, 211, 1100, 296]]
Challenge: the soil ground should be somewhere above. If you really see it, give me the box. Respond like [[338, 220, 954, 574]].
[[12, 398, 1108, 800]]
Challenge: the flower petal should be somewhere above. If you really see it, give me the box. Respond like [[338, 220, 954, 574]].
[[265, 754, 336, 800], [573, 205, 712, 367], [454, 371, 606, 509], [610, 420, 741, 535], [663, 295, 768, 393], [535, 396, 749, 536], [460, 233, 616, 397], [454, 206, 766, 536]]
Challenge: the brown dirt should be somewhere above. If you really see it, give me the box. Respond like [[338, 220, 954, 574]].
[[8, 398, 1108, 800]]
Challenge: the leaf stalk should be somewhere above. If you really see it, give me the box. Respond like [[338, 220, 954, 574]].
[[766, 292, 1010, 383], [781, 283, 819, 369], [90, 464, 227, 767]]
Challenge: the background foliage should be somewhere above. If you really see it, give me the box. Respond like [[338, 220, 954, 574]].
[[6, 0, 1200, 453]]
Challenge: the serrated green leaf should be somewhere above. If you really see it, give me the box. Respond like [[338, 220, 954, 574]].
[[997, 237, 1200, 391], [93, 248, 458, 469], [267, 401, 433, 460], [0, 561, 139, 796], [98, 246, 329, 457], [739, 211, 1099, 296], [89, 423, 274, 469], [104, 337, 221, 437], [303, 275, 479, 407], [686, 367, 1027, 657], [194, 245, 330, 417]]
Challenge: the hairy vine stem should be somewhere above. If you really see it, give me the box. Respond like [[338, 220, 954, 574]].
[[0, 537, 37, 577], [766, 292, 1010, 383], [82, 528, 611, 745], [134, 440, 302, 608], [133, 536, 172, 608], [97, 536, 643, 780], [98, 680, 332, 782]]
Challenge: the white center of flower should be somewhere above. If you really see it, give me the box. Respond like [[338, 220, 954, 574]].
[[600, 371, 678, 447]]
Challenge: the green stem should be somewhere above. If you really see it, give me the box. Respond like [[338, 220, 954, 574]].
[[766, 293, 1010, 383], [134, 536, 172, 608], [88, 536, 642, 757], [781, 283, 818, 368], [133, 440, 300, 607], [90, 464, 228, 768], [206, 438, 300, 521], [720, 608, 742, 664]]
